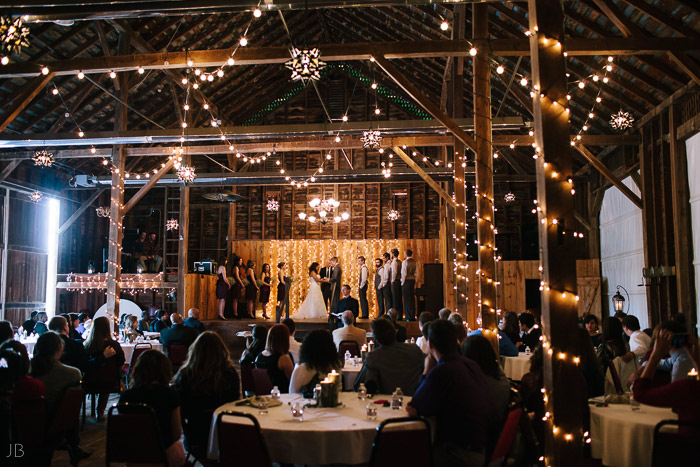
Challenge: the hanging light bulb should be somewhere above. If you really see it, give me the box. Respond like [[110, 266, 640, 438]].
[[440, 21, 449, 31], [253, 7, 262, 17], [240, 37, 248, 47]]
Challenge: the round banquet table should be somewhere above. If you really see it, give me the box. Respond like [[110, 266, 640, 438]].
[[208, 392, 412, 465], [120, 341, 163, 363], [342, 362, 362, 391], [589, 399, 677, 467], [500, 352, 531, 381], [20, 336, 38, 355]]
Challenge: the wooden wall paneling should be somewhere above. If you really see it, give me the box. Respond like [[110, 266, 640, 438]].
[[576, 259, 601, 319]]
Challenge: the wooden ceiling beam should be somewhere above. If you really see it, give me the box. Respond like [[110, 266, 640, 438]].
[[617, 0, 699, 38], [0, 72, 56, 133], [574, 143, 642, 209], [393, 146, 455, 207]]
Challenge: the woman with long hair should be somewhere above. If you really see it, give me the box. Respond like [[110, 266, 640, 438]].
[[245, 259, 260, 319], [596, 316, 629, 370], [120, 350, 186, 466], [126, 315, 142, 336], [254, 324, 294, 393], [215, 256, 230, 320], [276, 262, 288, 322], [289, 330, 342, 393], [230, 255, 245, 319], [240, 324, 268, 367], [500, 311, 520, 346], [83, 316, 125, 420], [291, 262, 329, 319], [259, 263, 272, 319], [461, 334, 511, 424], [174, 332, 240, 457]]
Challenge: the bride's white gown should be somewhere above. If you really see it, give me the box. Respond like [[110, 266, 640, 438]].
[[292, 275, 328, 319]]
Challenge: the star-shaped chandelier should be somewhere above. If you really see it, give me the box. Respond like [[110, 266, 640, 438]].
[[610, 110, 634, 131], [285, 47, 325, 82], [361, 130, 382, 149], [0, 16, 30, 65], [166, 218, 179, 231], [33, 150, 54, 167], [29, 191, 42, 203], [387, 209, 400, 221], [176, 165, 196, 183], [267, 199, 279, 212]]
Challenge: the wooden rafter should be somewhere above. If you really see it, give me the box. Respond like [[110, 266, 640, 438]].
[[574, 144, 643, 209], [392, 146, 455, 208], [0, 72, 56, 133], [121, 157, 176, 214], [0, 160, 21, 184], [58, 188, 107, 235]]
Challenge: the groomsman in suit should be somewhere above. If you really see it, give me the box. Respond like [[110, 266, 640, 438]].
[[401, 249, 417, 321], [320, 261, 333, 309], [328, 257, 342, 314], [357, 256, 370, 319], [390, 249, 403, 319], [374, 258, 386, 316], [381, 252, 393, 314]]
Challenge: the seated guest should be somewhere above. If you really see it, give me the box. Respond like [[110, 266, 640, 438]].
[[438, 307, 451, 320], [407, 319, 497, 466], [282, 318, 301, 364], [414, 312, 434, 354], [125, 315, 143, 336], [500, 311, 521, 347], [0, 339, 45, 401], [519, 345, 545, 444], [84, 316, 125, 420], [137, 310, 151, 333], [596, 317, 630, 371], [516, 312, 541, 352], [120, 350, 186, 466], [240, 325, 268, 367], [0, 319, 13, 343], [118, 313, 129, 330], [160, 313, 198, 356], [449, 312, 467, 344], [387, 308, 407, 343], [584, 314, 602, 348], [76, 312, 89, 336], [647, 320, 695, 382], [290, 330, 342, 394], [332, 310, 367, 350], [34, 311, 49, 335], [354, 317, 424, 395], [174, 332, 240, 458], [254, 324, 294, 393], [48, 315, 114, 373], [633, 329, 700, 432], [151, 309, 171, 333], [64, 314, 82, 340], [462, 334, 511, 424], [467, 328, 518, 357], [22, 310, 39, 334], [183, 308, 206, 334], [622, 315, 652, 364], [29, 332, 91, 464]]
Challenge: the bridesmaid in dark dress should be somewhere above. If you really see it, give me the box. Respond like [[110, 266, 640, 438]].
[[276, 262, 287, 323], [231, 256, 245, 319], [216, 257, 230, 320], [259, 263, 272, 319], [245, 260, 259, 319]]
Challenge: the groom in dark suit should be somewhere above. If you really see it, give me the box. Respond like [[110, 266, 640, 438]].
[[320, 261, 333, 309], [328, 257, 342, 314]]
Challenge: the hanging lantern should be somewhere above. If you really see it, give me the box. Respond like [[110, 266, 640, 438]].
[[361, 130, 382, 149], [176, 165, 196, 183], [166, 218, 179, 231], [504, 192, 516, 203], [285, 47, 325, 81], [136, 263, 144, 274], [612, 285, 628, 313], [387, 209, 400, 221], [87, 261, 96, 275], [29, 191, 42, 202], [32, 149, 54, 167], [0, 16, 30, 64], [610, 110, 634, 131], [267, 199, 279, 212]]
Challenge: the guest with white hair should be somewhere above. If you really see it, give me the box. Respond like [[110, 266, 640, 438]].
[[183, 308, 206, 334]]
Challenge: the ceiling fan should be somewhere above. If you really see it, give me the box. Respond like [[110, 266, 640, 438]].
[[202, 190, 244, 203]]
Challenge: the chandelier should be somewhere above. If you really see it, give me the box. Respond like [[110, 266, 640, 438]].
[[33, 150, 54, 167], [267, 198, 279, 212], [285, 47, 325, 82], [0, 16, 30, 64], [166, 218, 179, 231], [381, 161, 392, 178], [610, 110, 634, 131], [95, 206, 110, 218], [504, 192, 516, 203], [298, 197, 349, 225], [176, 165, 196, 183], [387, 209, 400, 221], [29, 191, 42, 203], [361, 130, 382, 149]]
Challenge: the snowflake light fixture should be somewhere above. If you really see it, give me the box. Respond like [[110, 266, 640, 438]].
[[285, 47, 325, 82], [29, 190, 42, 203], [610, 110, 634, 131], [176, 165, 196, 183], [32, 149, 54, 167], [361, 130, 382, 149], [267, 198, 279, 212], [504, 192, 516, 203], [166, 218, 179, 231], [387, 209, 400, 221], [0, 16, 30, 63], [95, 206, 110, 218]]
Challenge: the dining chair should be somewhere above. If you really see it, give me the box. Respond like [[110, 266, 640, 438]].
[[652, 419, 700, 467], [106, 403, 168, 466], [339, 340, 361, 357], [240, 363, 255, 396], [369, 416, 432, 467], [487, 407, 523, 466], [124, 342, 153, 388], [252, 368, 274, 395], [168, 344, 188, 370], [47, 385, 84, 461], [216, 411, 272, 467], [10, 396, 46, 463], [82, 358, 122, 426]]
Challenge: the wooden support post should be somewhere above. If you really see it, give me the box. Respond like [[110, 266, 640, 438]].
[[473, 3, 498, 342], [392, 147, 455, 208], [177, 176, 190, 316], [528, 0, 585, 463], [58, 188, 107, 235], [574, 144, 643, 209], [122, 157, 176, 215]]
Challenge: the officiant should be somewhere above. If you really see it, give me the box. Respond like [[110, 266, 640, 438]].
[[329, 284, 358, 330]]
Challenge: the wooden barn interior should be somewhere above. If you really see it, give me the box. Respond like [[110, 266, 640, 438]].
[[0, 0, 699, 465]]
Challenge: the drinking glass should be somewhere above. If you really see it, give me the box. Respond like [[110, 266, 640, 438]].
[[291, 402, 304, 422], [257, 396, 269, 415], [366, 404, 377, 421]]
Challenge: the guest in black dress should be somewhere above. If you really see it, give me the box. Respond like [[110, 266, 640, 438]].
[[245, 260, 259, 319], [275, 262, 288, 323], [230, 255, 245, 319], [216, 257, 230, 320], [254, 324, 294, 393], [259, 263, 272, 319]]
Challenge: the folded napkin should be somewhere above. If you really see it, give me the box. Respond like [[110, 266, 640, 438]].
[[234, 396, 284, 408]]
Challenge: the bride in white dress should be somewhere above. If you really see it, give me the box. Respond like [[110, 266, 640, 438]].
[[291, 262, 329, 319]]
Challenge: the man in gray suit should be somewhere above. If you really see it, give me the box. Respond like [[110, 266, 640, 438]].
[[401, 249, 417, 321], [328, 257, 342, 313]]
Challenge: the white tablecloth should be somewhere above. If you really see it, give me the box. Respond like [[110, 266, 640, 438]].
[[121, 341, 163, 364], [342, 362, 362, 391], [501, 352, 531, 381], [208, 392, 410, 464], [589, 400, 676, 467], [20, 337, 38, 355]]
